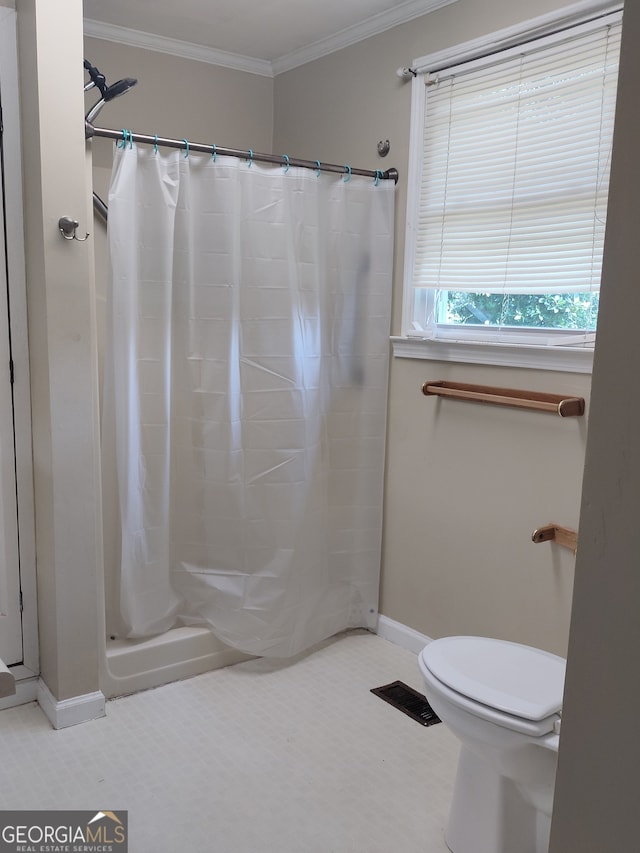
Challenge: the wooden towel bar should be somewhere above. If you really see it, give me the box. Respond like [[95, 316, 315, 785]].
[[532, 524, 578, 555], [422, 380, 585, 417]]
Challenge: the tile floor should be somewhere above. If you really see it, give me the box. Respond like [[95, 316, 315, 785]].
[[0, 630, 459, 852]]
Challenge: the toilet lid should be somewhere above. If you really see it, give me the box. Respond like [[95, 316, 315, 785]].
[[421, 636, 565, 721]]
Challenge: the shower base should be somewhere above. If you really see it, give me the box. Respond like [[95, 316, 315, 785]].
[[101, 626, 249, 699]]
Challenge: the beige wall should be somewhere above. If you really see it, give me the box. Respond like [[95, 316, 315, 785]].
[[86, 3, 586, 659], [17, 0, 102, 701], [83, 37, 274, 170], [274, 0, 591, 658], [550, 0, 640, 846], [11, 0, 640, 841], [86, 0, 589, 661], [13, 0, 600, 695]]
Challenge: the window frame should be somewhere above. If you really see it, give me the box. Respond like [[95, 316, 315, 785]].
[[396, 0, 622, 373]]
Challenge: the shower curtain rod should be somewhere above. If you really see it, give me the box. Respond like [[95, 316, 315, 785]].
[[86, 122, 399, 184]]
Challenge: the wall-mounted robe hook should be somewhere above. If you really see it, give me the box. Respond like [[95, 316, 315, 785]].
[[58, 216, 90, 242]]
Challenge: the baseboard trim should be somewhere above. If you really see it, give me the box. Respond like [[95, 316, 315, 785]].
[[37, 680, 106, 730], [376, 615, 433, 654]]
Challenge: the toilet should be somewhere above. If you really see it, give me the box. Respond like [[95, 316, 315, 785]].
[[418, 636, 565, 853]]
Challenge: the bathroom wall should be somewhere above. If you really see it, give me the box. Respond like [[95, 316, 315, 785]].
[[84, 38, 274, 173], [17, 0, 102, 701], [12, 0, 640, 841], [274, 0, 592, 657], [85, 0, 589, 658], [550, 0, 640, 845]]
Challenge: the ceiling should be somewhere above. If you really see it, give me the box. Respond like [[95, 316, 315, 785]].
[[82, 0, 454, 75]]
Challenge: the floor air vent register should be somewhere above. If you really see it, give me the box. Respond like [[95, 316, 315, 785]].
[[371, 680, 441, 727]]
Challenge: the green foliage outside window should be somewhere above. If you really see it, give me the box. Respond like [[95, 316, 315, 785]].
[[445, 292, 599, 330]]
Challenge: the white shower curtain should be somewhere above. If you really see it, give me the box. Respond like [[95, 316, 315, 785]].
[[102, 144, 395, 657]]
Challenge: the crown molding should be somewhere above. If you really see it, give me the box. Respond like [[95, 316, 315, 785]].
[[83, 19, 274, 78], [85, 0, 458, 79], [272, 0, 458, 74]]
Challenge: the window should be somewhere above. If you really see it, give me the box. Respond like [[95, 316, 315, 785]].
[[400, 4, 622, 369]]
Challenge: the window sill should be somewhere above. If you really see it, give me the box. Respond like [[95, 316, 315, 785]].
[[390, 336, 593, 374]]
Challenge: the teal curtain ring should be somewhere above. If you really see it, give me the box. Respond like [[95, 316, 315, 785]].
[[315, 160, 321, 178], [343, 165, 352, 183], [283, 154, 290, 173], [212, 144, 217, 162], [153, 134, 159, 155], [183, 138, 189, 158], [247, 149, 254, 167], [374, 169, 383, 186], [119, 129, 133, 149]]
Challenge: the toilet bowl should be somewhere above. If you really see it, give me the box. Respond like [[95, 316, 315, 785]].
[[418, 636, 565, 853]]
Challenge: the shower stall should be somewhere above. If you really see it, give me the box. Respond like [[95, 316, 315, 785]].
[[87, 62, 396, 698]]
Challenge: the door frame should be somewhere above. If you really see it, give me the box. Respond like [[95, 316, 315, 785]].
[[0, 9, 38, 685]]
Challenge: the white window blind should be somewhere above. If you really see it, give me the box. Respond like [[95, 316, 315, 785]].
[[412, 13, 622, 298]]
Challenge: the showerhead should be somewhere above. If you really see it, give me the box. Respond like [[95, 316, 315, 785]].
[[84, 59, 137, 131], [104, 77, 138, 101]]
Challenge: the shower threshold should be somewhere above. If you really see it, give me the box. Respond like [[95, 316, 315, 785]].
[[101, 626, 250, 699]]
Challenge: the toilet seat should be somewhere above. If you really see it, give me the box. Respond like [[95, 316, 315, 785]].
[[420, 636, 565, 737]]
